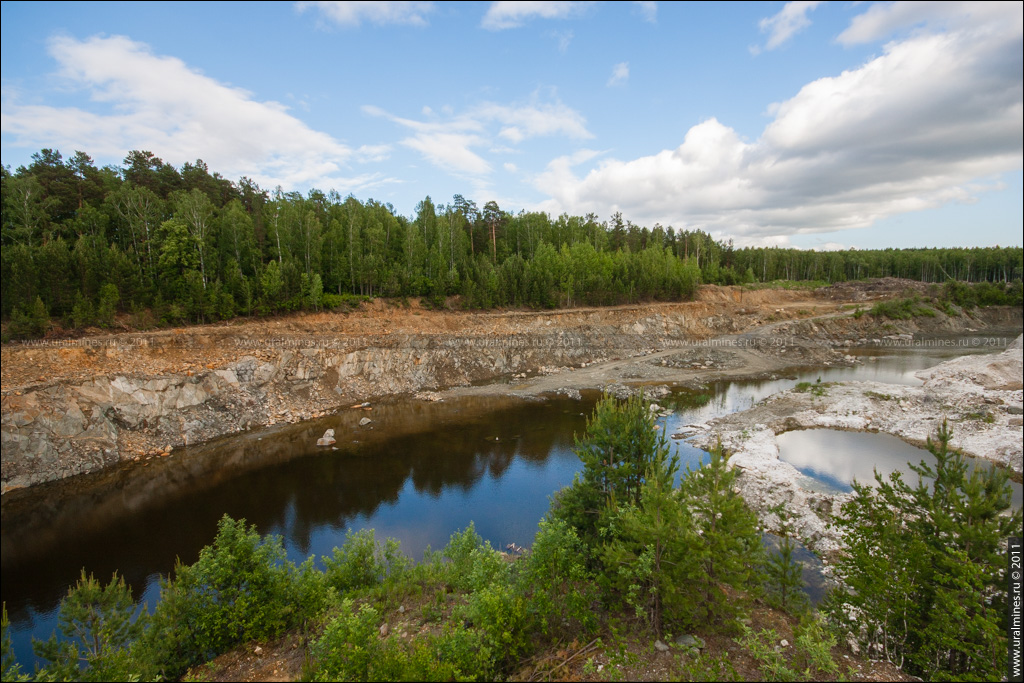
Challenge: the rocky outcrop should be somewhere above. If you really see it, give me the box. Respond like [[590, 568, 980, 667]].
[[2, 332, 640, 491], [2, 293, 1019, 493]]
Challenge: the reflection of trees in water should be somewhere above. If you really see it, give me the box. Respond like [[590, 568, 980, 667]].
[[1, 396, 590, 625]]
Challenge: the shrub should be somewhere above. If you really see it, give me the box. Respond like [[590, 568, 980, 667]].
[[143, 515, 314, 678], [764, 534, 808, 615], [517, 519, 598, 637], [1, 605, 27, 682], [678, 445, 765, 627], [310, 601, 489, 682], [309, 599, 381, 682], [322, 528, 410, 593], [868, 296, 935, 320], [96, 283, 119, 327], [600, 457, 695, 636], [464, 580, 531, 668], [441, 523, 505, 593], [8, 296, 49, 339]]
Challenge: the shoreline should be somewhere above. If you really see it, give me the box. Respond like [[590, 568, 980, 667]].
[[2, 281, 1020, 493]]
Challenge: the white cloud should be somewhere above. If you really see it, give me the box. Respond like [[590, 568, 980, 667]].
[[758, 1, 821, 51], [366, 97, 591, 176], [837, 1, 1021, 46], [0, 35, 391, 193], [355, 144, 392, 162], [296, 1, 435, 27], [404, 132, 492, 175], [477, 101, 592, 141], [536, 13, 1023, 240], [481, 1, 592, 30], [607, 62, 629, 87], [633, 1, 657, 23], [504, 162, 518, 173]]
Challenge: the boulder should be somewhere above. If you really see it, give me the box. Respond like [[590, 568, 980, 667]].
[[317, 428, 336, 446], [675, 634, 705, 651]]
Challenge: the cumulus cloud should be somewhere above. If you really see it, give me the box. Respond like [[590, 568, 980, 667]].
[[837, 0, 1018, 45], [607, 62, 629, 87], [366, 97, 592, 176], [296, 1, 435, 27], [536, 6, 1023, 241], [0, 35, 391, 194], [481, 1, 592, 30], [757, 1, 821, 52]]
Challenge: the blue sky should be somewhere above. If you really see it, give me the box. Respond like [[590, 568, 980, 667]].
[[2, 1, 1021, 250]]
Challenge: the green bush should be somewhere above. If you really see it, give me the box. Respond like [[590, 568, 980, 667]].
[[868, 296, 935, 320], [600, 457, 695, 636], [310, 601, 488, 682], [791, 615, 838, 677], [678, 445, 765, 627], [143, 515, 317, 678], [8, 296, 49, 339], [96, 283, 119, 327], [1, 605, 27, 683], [322, 528, 410, 593], [550, 391, 676, 549], [764, 534, 808, 615], [309, 598, 381, 682], [464, 580, 531, 668], [517, 519, 598, 637], [71, 292, 96, 328], [440, 523, 506, 592]]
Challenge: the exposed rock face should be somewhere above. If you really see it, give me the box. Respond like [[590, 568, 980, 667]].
[[2, 292, 1019, 493], [2, 334, 639, 490]]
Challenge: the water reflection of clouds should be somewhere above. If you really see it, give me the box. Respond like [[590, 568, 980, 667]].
[[779, 430, 933, 492], [778, 429, 1023, 509]]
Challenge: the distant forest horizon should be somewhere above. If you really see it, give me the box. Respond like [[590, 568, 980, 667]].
[[3, 148, 1022, 338]]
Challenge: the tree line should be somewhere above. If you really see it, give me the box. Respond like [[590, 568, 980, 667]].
[[3, 149, 1021, 337]]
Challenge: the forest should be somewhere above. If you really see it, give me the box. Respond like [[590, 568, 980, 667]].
[[2, 149, 1022, 339]]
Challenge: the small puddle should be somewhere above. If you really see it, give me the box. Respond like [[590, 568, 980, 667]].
[[777, 428, 1023, 509]]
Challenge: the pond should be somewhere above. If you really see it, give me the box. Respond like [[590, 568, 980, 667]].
[[777, 428, 1023, 509], [1, 337, 1014, 665]]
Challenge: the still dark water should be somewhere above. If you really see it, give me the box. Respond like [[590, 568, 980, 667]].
[[2, 338, 1016, 665], [2, 394, 599, 665]]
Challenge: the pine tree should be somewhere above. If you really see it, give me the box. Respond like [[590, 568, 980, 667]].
[[600, 455, 696, 636], [32, 570, 146, 681], [764, 506, 809, 615], [824, 421, 1021, 680], [679, 444, 765, 625], [550, 391, 676, 548]]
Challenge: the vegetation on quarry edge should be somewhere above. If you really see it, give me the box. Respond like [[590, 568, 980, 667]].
[[2, 149, 1021, 342], [2, 394, 1019, 682]]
